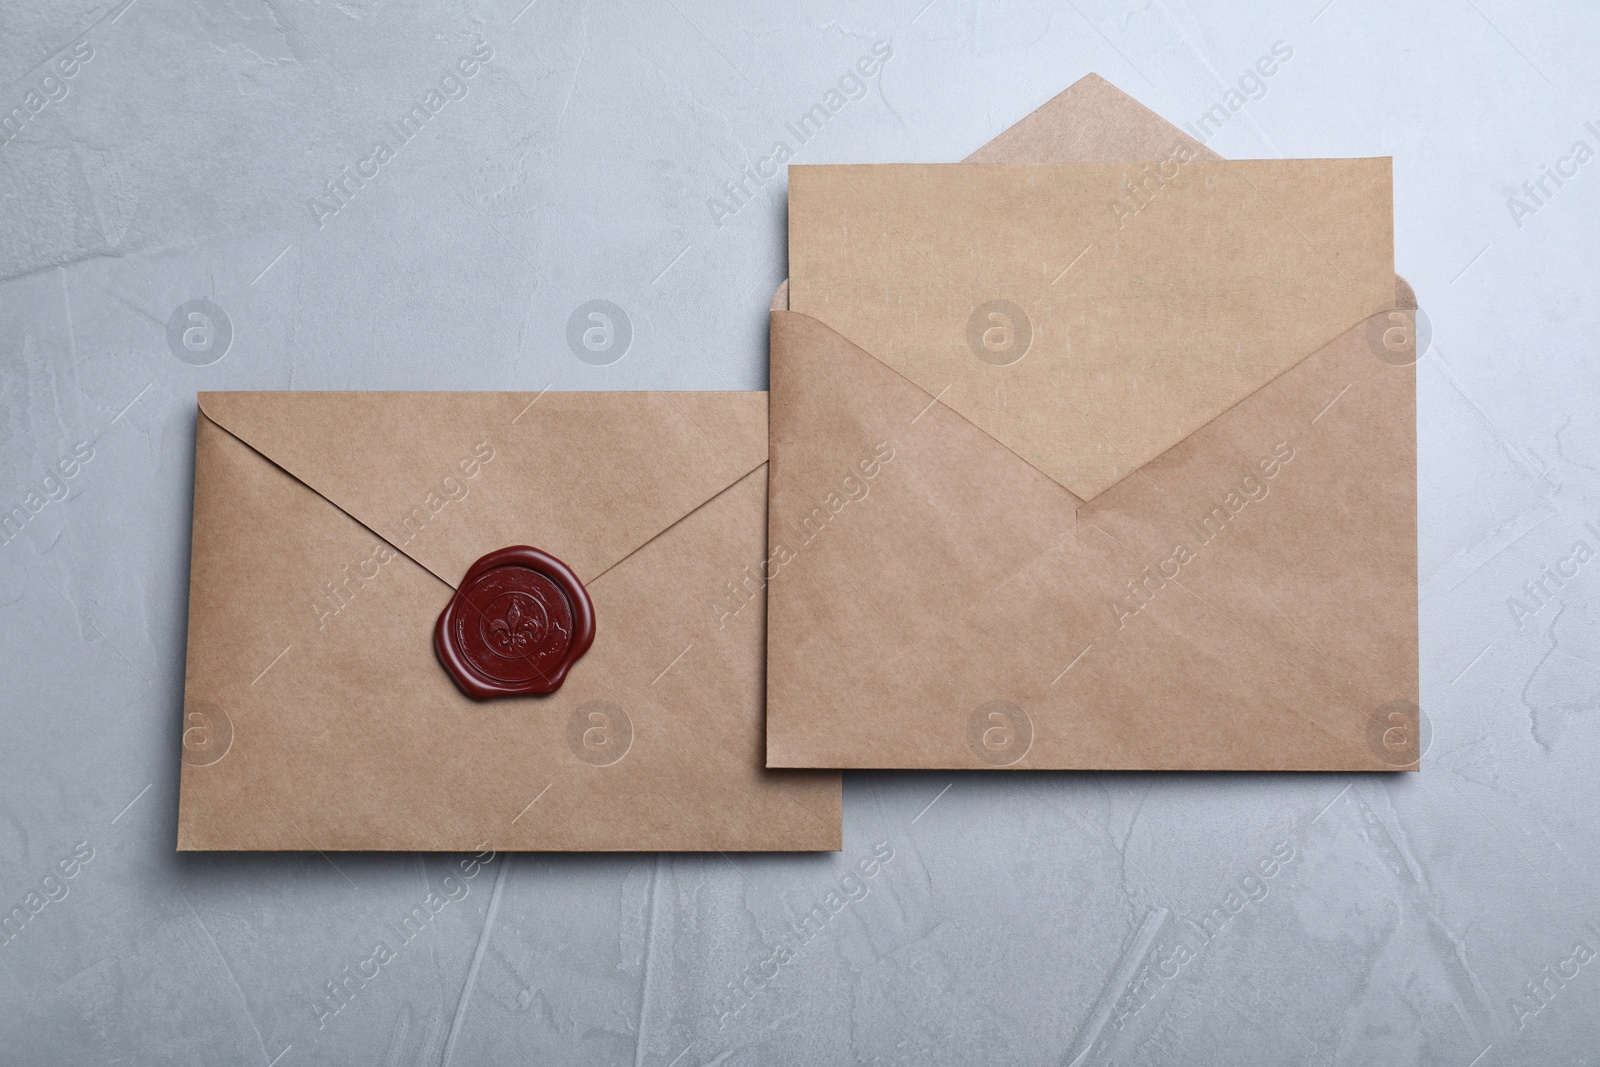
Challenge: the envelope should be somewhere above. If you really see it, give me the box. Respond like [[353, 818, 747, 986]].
[[765, 76, 1419, 771], [178, 391, 840, 850]]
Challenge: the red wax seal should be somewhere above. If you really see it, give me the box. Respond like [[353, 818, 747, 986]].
[[435, 546, 595, 700]]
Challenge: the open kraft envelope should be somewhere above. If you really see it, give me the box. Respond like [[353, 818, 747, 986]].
[[766, 77, 1419, 771], [179, 391, 840, 850]]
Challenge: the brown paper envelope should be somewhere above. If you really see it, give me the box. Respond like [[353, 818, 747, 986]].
[[179, 391, 840, 850], [765, 79, 1418, 771]]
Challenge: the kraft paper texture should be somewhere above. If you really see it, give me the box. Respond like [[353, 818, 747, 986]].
[[789, 159, 1393, 500], [765, 75, 1419, 771], [178, 391, 840, 850]]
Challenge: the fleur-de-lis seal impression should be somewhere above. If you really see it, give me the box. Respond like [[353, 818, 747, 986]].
[[435, 546, 595, 700]]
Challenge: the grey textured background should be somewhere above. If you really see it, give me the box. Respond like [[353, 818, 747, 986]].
[[2, 0, 1597, 1064]]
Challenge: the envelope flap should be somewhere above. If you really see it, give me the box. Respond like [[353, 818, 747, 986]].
[[787, 158, 1394, 500], [197, 390, 767, 585], [965, 72, 1220, 165]]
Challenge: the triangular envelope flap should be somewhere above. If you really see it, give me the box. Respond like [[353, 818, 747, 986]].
[[197, 390, 767, 585], [965, 72, 1220, 165], [788, 159, 1393, 502]]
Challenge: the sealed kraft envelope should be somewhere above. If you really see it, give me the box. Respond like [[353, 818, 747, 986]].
[[768, 147, 1418, 770], [179, 391, 840, 850]]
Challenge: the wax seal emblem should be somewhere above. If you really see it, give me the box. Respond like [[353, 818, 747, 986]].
[[435, 546, 595, 699]]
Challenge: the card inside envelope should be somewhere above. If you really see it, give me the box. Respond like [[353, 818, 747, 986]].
[[179, 391, 840, 851], [789, 160, 1393, 500], [768, 116, 1417, 770]]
